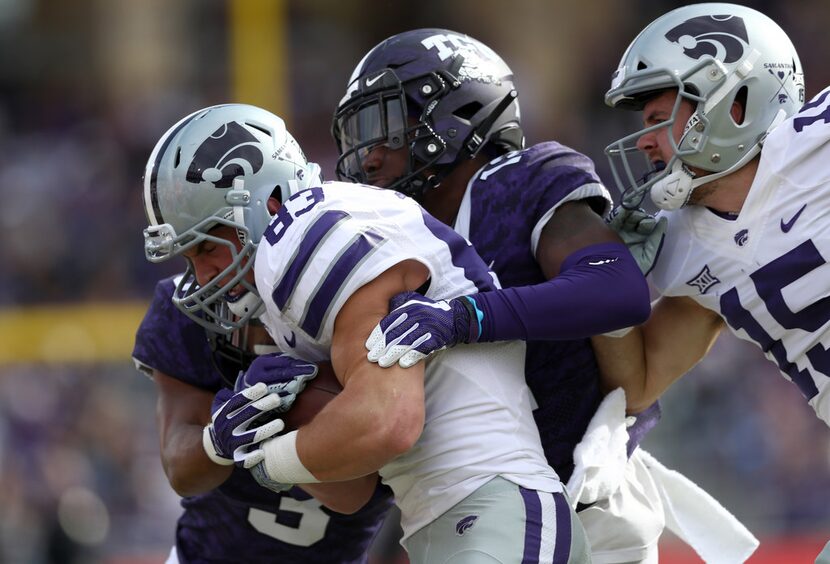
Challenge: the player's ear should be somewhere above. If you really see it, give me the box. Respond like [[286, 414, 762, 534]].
[[267, 197, 282, 214]]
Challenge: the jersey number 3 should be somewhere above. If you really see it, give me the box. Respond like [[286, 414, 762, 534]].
[[248, 497, 330, 545]]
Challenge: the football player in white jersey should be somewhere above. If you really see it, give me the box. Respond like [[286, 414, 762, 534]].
[[594, 2, 830, 437], [141, 103, 590, 563]]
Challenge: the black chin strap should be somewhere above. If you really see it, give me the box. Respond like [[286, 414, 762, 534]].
[[463, 89, 518, 158], [403, 89, 519, 199]]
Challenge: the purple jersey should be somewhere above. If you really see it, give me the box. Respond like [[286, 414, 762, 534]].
[[132, 277, 393, 564], [456, 141, 653, 481]]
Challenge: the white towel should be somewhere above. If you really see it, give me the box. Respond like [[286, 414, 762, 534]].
[[636, 449, 759, 563], [566, 388, 629, 505]]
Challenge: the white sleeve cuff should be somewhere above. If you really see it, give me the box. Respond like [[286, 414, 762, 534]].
[[262, 430, 320, 484]]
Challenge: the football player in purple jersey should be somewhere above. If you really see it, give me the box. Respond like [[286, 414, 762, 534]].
[[132, 277, 394, 563], [332, 28, 667, 561]]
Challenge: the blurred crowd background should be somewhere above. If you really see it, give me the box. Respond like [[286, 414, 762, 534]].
[[1, 0, 829, 562]]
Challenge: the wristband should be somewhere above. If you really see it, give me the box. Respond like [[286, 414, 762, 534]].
[[262, 430, 320, 484], [202, 425, 234, 466]]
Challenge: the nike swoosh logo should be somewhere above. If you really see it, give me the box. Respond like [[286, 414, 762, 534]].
[[283, 331, 296, 348], [780, 204, 807, 233], [365, 72, 386, 87], [589, 258, 619, 266], [487, 259, 495, 269]]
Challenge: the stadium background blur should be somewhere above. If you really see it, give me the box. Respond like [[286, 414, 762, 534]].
[[0, 0, 828, 562]]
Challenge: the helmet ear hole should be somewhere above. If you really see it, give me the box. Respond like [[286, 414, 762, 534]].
[[453, 101, 483, 121], [732, 86, 748, 125], [271, 185, 284, 203]]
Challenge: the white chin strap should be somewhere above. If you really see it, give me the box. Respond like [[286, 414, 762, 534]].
[[227, 291, 265, 319], [650, 156, 757, 211], [650, 161, 696, 210], [650, 145, 764, 211]]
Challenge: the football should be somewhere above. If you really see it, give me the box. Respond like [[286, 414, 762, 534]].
[[281, 361, 343, 431]]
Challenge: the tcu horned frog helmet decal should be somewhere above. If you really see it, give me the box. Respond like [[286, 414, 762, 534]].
[[332, 28, 523, 198], [604, 3, 804, 210], [143, 104, 322, 334]]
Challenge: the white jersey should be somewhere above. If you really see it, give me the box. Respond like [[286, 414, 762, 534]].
[[254, 181, 561, 539], [651, 86, 830, 425]]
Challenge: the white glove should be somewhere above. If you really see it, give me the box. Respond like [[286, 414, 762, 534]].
[[607, 206, 667, 276]]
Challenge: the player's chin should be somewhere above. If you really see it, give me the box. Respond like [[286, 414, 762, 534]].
[[366, 176, 392, 189]]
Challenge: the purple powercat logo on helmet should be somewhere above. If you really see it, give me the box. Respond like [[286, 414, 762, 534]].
[[186, 121, 264, 188], [665, 14, 748, 64]]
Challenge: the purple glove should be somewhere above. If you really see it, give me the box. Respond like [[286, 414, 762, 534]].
[[234, 352, 319, 413], [365, 291, 482, 369], [203, 353, 319, 467], [202, 383, 286, 466]]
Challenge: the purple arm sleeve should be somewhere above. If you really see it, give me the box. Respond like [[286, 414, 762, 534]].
[[470, 242, 650, 342]]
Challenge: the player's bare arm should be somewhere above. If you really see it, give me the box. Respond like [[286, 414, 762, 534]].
[[593, 295, 725, 413], [299, 475, 385, 515], [152, 370, 233, 496], [296, 259, 429, 484], [535, 199, 622, 276]]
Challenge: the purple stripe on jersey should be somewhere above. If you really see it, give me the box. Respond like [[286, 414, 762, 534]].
[[300, 229, 385, 338], [627, 401, 661, 457], [552, 492, 571, 564], [272, 210, 350, 309], [419, 209, 497, 293], [751, 239, 830, 332], [520, 487, 542, 564]]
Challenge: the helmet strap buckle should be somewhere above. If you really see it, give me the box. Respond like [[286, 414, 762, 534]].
[[462, 89, 518, 158]]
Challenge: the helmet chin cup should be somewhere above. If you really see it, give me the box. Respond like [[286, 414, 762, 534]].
[[227, 291, 264, 319], [650, 161, 695, 210]]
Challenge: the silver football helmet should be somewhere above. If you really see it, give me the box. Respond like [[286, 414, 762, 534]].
[[143, 104, 322, 334], [605, 3, 804, 209]]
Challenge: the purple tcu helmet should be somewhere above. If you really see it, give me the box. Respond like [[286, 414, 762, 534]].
[[332, 28, 524, 198]]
